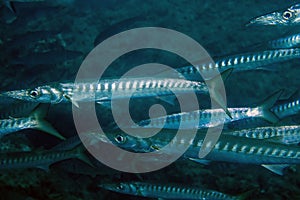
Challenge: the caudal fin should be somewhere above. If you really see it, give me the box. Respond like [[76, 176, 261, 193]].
[[30, 104, 65, 140], [259, 89, 283, 123], [71, 144, 94, 167], [4, 0, 16, 13]]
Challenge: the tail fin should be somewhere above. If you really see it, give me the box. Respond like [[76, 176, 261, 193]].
[[4, 0, 16, 13], [207, 68, 233, 118], [259, 89, 283, 123], [71, 144, 94, 167], [30, 104, 65, 140]]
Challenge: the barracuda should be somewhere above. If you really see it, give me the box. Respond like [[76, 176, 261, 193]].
[[0, 104, 64, 140], [0, 144, 91, 171], [1, 73, 232, 116], [99, 181, 250, 200], [166, 48, 300, 80], [224, 125, 300, 145], [91, 129, 300, 175], [267, 33, 300, 49], [247, 3, 300, 26], [132, 90, 281, 129]]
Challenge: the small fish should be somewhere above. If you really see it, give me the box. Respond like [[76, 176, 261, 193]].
[[0, 144, 91, 171], [1, 71, 232, 116], [162, 48, 300, 80], [267, 33, 300, 49], [132, 90, 281, 129], [99, 181, 250, 200], [0, 104, 64, 140], [224, 125, 300, 145], [247, 3, 300, 26]]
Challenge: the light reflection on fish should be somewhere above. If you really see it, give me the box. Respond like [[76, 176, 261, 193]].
[[267, 33, 300, 49], [131, 90, 281, 130], [162, 48, 300, 81], [0, 72, 232, 116], [224, 125, 300, 145]]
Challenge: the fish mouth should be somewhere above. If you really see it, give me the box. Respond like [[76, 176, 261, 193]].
[[246, 13, 281, 26]]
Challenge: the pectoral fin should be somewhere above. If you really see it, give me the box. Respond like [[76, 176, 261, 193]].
[[260, 89, 283, 123], [206, 68, 233, 118], [31, 104, 65, 140], [261, 164, 290, 175]]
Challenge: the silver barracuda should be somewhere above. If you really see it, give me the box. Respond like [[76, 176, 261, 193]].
[[0, 144, 91, 171], [99, 181, 250, 200], [247, 3, 300, 26], [224, 125, 300, 145], [267, 33, 300, 49], [131, 90, 282, 130], [90, 129, 300, 175], [0, 104, 64, 140], [164, 48, 300, 80], [1, 73, 232, 115]]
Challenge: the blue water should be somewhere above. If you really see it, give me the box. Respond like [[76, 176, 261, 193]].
[[0, 0, 299, 199]]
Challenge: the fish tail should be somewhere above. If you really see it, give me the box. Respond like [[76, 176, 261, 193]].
[[260, 89, 283, 123], [4, 0, 16, 13], [71, 144, 94, 167], [30, 104, 65, 140]]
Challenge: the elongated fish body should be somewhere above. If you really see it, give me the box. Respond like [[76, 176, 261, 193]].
[[135, 107, 267, 129], [271, 99, 300, 119], [0, 145, 89, 170], [247, 4, 300, 26], [1, 76, 233, 116], [1, 78, 208, 104], [224, 125, 300, 145], [134, 90, 281, 129], [175, 48, 300, 80], [0, 104, 64, 140], [268, 33, 300, 49], [102, 130, 300, 165], [100, 181, 244, 200], [61, 78, 208, 103]]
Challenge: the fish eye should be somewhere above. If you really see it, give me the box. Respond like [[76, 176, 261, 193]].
[[115, 135, 126, 143], [282, 11, 293, 20], [117, 184, 124, 190], [29, 90, 40, 98]]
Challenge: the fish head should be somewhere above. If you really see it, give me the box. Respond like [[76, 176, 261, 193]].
[[1, 85, 64, 103], [99, 182, 137, 195], [247, 4, 300, 26]]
